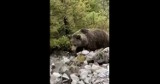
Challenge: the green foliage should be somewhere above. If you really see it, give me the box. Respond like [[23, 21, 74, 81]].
[[50, 36, 71, 50], [50, 0, 109, 51]]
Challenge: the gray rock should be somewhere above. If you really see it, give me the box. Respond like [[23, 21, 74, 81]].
[[82, 50, 90, 55], [69, 65, 79, 73], [91, 64, 101, 71], [79, 69, 89, 80], [50, 63, 56, 74], [96, 68, 108, 77], [78, 80, 85, 84], [86, 51, 96, 61], [84, 65, 92, 70], [94, 78, 105, 84], [102, 64, 108, 68], [50, 72, 62, 84], [93, 47, 109, 64], [83, 60, 88, 65], [62, 56, 70, 64], [62, 73, 72, 84], [103, 78, 109, 84], [51, 63, 55, 68], [77, 52, 82, 56], [62, 73, 70, 79], [70, 74, 79, 84], [52, 72, 61, 78], [103, 47, 109, 53], [59, 65, 69, 73], [84, 76, 91, 84]]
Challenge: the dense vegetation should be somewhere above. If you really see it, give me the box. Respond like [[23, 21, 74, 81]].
[[50, 0, 109, 51]]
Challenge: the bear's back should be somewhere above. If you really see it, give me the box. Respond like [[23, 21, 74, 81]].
[[84, 29, 109, 51], [93, 30, 109, 48]]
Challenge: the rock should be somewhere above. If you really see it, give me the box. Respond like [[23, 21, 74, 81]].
[[106, 64, 109, 76], [50, 63, 56, 74], [50, 72, 62, 84], [103, 78, 109, 84], [107, 64, 109, 70], [94, 78, 105, 84], [91, 76, 97, 83], [62, 73, 70, 79], [84, 65, 91, 70], [76, 55, 86, 63], [95, 68, 108, 78], [83, 60, 88, 64], [102, 47, 109, 63], [103, 47, 109, 53], [84, 77, 91, 84], [59, 65, 69, 73], [88, 51, 96, 56], [70, 74, 79, 84], [51, 63, 55, 69], [63, 56, 70, 64], [69, 56, 75, 60], [102, 64, 108, 68], [77, 51, 82, 56], [82, 50, 89, 55], [79, 69, 91, 80], [62, 73, 72, 84], [69, 65, 79, 73], [86, 51, 96, 62], [62, 71, 72, 84], [93, 48, 109, 64], [87, 74, 92, 77], [71, 81, 78, 84], [103, 82, 109, 84], [84, 74, 92, 84], [91, 64, 101, 71], [52, 72, 61, 78], [78, 80, 85, 84], [93, 72, 98, 78]]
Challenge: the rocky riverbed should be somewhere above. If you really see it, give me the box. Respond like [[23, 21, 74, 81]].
[[50, 47, 109, 84]]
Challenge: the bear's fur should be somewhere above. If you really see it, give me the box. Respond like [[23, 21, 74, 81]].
[[70, 28, 109, 52]]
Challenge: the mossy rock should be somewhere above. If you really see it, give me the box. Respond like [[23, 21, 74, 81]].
[[76, 54, 86, 63]]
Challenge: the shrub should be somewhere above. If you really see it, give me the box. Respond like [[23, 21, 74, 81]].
[[50, 36, 71, 51]]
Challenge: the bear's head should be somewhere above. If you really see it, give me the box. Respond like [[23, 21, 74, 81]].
[[69, 32, 88, 53]]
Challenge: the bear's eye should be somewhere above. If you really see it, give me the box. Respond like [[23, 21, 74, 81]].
[[73, 44, 76, 46]]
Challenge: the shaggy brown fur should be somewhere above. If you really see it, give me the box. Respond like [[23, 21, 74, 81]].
[[81, 29, 109, 51], [70, 28, 109, 52]]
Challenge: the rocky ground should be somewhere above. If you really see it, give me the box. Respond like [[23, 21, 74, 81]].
[[50, 47, 109, 84]]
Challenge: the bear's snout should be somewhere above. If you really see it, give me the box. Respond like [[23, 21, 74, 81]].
[[71, 46, 77, 52]]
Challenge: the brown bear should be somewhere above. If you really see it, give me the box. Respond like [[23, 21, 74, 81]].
[[69, 28, 109, 53]]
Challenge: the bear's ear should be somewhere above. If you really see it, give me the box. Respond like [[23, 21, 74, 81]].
[[81, 28, 89, 34], [76, 35, 81, 40]]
